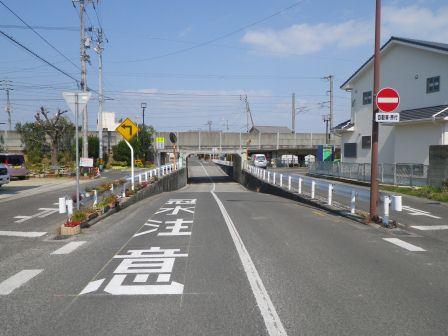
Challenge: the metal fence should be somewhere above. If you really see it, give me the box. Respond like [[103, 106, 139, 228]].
[[308, 162, 429, 187]]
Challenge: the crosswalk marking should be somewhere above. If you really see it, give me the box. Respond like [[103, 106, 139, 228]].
[[0, 270, 43, 295], [0, 231, 46, 237], [51, 241, 86, 255], [411, 225, 448, 231], [383, 238, 426, 252]]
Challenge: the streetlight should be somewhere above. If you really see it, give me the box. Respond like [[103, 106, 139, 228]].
[[141, 102, 147, 127]]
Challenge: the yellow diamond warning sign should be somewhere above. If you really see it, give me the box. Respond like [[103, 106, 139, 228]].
[[116, 118, 138, 141]]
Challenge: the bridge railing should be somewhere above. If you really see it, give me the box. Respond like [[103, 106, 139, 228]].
[[242, 161, 403, 226]]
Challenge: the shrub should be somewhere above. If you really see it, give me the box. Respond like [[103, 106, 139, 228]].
[[71, 210, 87, 222]]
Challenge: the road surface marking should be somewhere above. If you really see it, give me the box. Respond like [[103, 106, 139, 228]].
[[383, 238, 426, 252], [0, 231, 46, 237], [201, 162, 287, 336], [402, 206, 441, 219], [51, 241, 86, 255], [79, 278, 105, 295], [14, 207, 60, 223], [411, 225, 448, 231], [0, 270, 43, 295]]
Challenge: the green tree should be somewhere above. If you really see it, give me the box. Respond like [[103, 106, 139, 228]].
[[16, 121, 49, 163], [112, 125, 154, 165]]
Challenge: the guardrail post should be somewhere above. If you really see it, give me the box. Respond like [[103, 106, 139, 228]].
[[350, 190, 356, 214], [383, 196, 391, 226], [298, 177, 302, 194], [138, 174, 142, 184], [280, 174, 283, 187], [267, 171, 270, 183], [122, 183, 126, 198], [311, 180, 315, 199], [93, 190, 98, 206], [327, 184, 333, 205], [144, 171, 148, 182], [288, 176, 291, 191], [263, 170, 266, 180], [273, 172, 276, 185]]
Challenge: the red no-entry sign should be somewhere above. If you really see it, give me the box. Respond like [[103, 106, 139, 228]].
[[376, 87, 400, 112]]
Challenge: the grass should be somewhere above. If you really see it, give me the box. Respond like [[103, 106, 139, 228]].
[[381, 185, 448, 203]]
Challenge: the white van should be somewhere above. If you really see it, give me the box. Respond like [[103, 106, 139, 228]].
[[0, 163, 10, 187], [251, 154, 268, 168]]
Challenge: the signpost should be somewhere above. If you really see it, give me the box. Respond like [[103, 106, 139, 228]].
[[116, 118, 138, 190], [376, 87, 400, 123], [62, 92, 91, 210]]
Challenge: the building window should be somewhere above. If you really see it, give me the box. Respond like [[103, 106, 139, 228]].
[[361, 136, 371, 149], [344, 143, 357, 158], [426, 76, 440, 93], [362, 91, 372, 105]]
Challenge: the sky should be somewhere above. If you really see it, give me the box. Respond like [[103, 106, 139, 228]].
[[1, 0, 448, 133]]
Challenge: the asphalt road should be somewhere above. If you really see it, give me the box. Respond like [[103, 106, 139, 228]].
[[270, 167, 448, 242], [1, 159, 448, 335]]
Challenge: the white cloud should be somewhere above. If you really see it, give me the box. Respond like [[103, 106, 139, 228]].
[[241, 5, 448, 56], [178, 26, 192, 38]]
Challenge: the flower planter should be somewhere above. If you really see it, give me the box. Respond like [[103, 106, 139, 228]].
[[88, 212, 98, 221], [61, 222, 81, 236]]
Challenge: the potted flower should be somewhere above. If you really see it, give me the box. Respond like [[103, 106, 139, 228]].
[[61, 210, 87, 235]]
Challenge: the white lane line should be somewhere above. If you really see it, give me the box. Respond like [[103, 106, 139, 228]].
[[411, 225, 448, 231], [51, 241, 86, 255], [79, 278, 105, 295], [382, 238, 426, 252], [0, 231, 46, 237], [0, 270, 43, 295], [200, 162, 287, 336]]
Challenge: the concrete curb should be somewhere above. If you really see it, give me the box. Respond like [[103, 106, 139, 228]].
[[56, 168, 187, 238]]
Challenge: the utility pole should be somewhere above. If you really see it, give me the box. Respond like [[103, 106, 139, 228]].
[[241, 94, 254, 132], [0, 80, 12, 151], [322, 115, 330, 144], [206, 120, 212, 132], [92, 27, 104, 162], [323, 75, 334, 142], [141, 102, 147, 128], [0, 80, 12, 131], [369, 0, 382, 222], [226, 120, 229, 131], [291, 93, 296, 133], [76, 0, 90, 158]]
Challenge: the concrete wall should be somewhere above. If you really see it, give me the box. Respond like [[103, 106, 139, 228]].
[[341, 43, 448, 165], [428, 145, 448, 187]]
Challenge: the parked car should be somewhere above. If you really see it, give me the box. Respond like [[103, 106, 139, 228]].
[[0, 163, 10, 187], [251, 154, 268, 168], [0, 153, 28, 179]]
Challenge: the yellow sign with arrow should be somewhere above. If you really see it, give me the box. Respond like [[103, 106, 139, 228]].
[[116, 117, 138, 141]]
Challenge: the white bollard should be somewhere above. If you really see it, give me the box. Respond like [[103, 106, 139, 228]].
[[58, 197, 66, 214], [93, 190, 98, 206], [288, 176, 292, 191], [267, 171, 271, 183], [122, 184, 126, 198], [263, 170, 266, 180], [273, 173, 276, 185], [66, 199, 73, 215], [311, 180, 315, 199], [327, 184, 333, 205], [280, 174, 283, 187], [110, 183, 114, 192], [383, 196, 391, 225], [391, 195, 402, 212], [145, 172, 148, 182], [298, 177, 302, 194], [138, 174, 142, 183], [350, 190, 356, 214]]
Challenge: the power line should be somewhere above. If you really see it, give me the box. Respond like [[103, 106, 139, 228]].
[[0, 24, 78, 31], [0, 0, 81, 71], [122, 0, 305, 63], [0, 29, 81, 85]]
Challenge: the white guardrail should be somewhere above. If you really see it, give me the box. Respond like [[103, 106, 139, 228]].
[[59, 163, 178, 215], [212, 159, 233, 167], [242, 161, 403, 225]]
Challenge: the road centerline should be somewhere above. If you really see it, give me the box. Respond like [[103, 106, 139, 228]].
[[200, 162, 287, 336]]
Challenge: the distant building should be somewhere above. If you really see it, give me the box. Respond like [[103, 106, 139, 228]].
[[249, 126, 292, 135], [337, 36, 448, 165]]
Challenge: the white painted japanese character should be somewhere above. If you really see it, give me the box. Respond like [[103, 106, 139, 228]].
[[158, 219, 192, 236], [166, 199, 197, 205]]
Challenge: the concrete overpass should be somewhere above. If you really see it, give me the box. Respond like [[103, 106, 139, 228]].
[[155, 131, 340, 157]]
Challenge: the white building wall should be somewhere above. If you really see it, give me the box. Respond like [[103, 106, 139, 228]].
[[342, 42, 448, 165], [393, 122, 443, 164]]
